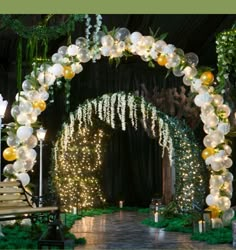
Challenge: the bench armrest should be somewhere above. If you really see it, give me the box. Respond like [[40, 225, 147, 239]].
[[22, 185, 59, 208]]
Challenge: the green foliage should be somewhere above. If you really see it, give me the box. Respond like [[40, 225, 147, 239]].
[[142, 214, 193, 233], [0, 15, 85, 41], [191, 227, 232, 244], [216, 27, 236, 93]]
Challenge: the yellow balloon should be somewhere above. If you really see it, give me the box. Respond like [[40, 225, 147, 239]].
[[33, 100, 46, 111], [205, 206, 220, 218], [201, 147, 215, 160], [157, 54, 167, 66], [200, 71, 214, 86], [64, 66, 75, 80], [3, 147, 17, 161]]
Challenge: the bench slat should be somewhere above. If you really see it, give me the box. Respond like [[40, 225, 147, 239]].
[[0, 206, 58, 216], [0, 202, 31, 207], [0, 181, 59, 223], [0, 181, 20, 187], [0, 194, 26, 201], [0, 187, 24, 193]]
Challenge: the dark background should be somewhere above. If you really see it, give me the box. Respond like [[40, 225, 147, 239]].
[[0, 14, 236, 206]]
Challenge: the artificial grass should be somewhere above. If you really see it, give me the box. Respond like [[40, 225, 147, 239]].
[[142, 213, 235, 244], [0, 214, 86, 249], [142, 214, 193, 233], [191, 227, 232, 244]]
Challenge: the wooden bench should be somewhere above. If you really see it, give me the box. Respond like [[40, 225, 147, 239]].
[[0, 180, 59, 223]]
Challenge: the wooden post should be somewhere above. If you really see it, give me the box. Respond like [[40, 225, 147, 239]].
[[162, 148, 172, 204]]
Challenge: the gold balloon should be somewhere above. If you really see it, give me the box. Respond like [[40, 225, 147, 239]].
[[157, 54, 167, 66], [33, 100, 46, 111], [205, 206, 220, 218], [3, 147, 17, 161], [201, 147, 215, 160], [200, 71, 214, 86], [64, 66, 75, 80]]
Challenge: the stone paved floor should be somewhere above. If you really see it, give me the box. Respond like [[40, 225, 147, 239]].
[[70, 211, 234, 249]]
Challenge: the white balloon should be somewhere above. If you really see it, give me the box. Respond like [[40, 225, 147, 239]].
[[67, 44, 79, 56], [38, 87, 49, 101], [183, 66, 197, 78], [77, 48, 90, 63], [26, 149, 37, 161], [24, 159, 35, 171], [212, 94, 224, 106], [223, 156, 233, 168], [17, 126, 33, 142], [16, 173, 30, 186], [217, 123, 230, 135], [100, 47, 110, 57], [17, 146, 29, 160], [58, 46, 68, 55], [7, 136, 20, 147], [183, 76, 192, 86], [50, 64, 64, 77], [13, 160, 26, 173], [194, 92, 212, 107], [223, 170, 234, 182], [16, 113, 30, 125], [115, 27, 130, 41], [101, 35, 114, 48], [223, 144, 232, 155], [3, 164, 15, 175], [130, 32, 142, 44], [22, 80, 34, 92], [19, 101, 33, 114], [37, 72, 56, 86], [204, 114, 219, 128], [75, 37, 87, 48], [51, 53, 63, 63], [154, 40, 167, 53], [201, 103, 214, 116], [206, 194, 218, 206], [218, 196, 231, 211], [25, 135, 38, 148], [210, 130, 224, 145], [25, 90, 40, 101], [162, 44, 175, 54], [217, 104, 231, 118], [211, 159, 224, 171], [210, 175, 224, 188], [71, 62, 83, 74], [11, 105, 20, 118], [203, 135, 214, 148], [222, 208, 235, 226]]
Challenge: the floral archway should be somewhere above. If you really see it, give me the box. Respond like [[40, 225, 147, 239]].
[[52, 92, 207, 212], [2, 21, 234, 220]]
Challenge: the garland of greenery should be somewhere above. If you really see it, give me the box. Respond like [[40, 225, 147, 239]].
[[216, 25, 236, 93], [0, 14, 85, 90], [51, 92, 207, 213], [0, 15, 85, 40]]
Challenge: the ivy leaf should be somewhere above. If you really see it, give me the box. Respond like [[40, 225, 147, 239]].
[[158, 32, 168, 41], [165, 68, 172, 79], [115, 58, 121, 68], [148, 60, 155, 68], [149, 27, 160, 39], [102, 25, 108, 34]]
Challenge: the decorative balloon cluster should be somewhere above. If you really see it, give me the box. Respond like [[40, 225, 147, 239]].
[[2, 27, 233, 221]]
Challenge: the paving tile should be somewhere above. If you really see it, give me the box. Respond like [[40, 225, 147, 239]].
[[70, 211, 234, 249]]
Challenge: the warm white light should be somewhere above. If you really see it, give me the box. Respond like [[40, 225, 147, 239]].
[[36, 127, 47, 141], [0, 94, 8, 118]]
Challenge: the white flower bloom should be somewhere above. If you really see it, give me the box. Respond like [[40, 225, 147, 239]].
[[141, 98, 147, 130]]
